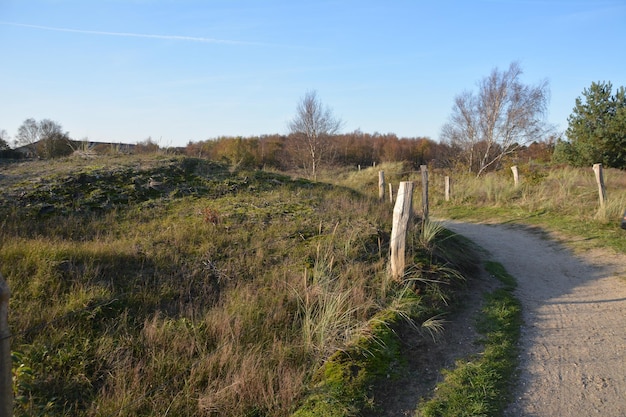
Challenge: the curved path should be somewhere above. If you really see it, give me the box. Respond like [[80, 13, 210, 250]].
[[444, 221, 626, 416]]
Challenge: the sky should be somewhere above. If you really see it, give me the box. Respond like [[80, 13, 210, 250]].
[[1, 0, 625, 148]]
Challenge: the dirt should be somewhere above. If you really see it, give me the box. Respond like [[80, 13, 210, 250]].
[[442, 222, 626, 416], [372, 221, 626, 416], [365, 262, 499, 417]]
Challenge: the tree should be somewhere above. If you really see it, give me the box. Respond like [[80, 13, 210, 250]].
[[0, 130, 9, 150], [288, 90, 343, 179], [441, 62, 550, 176], [555, 81, 626, 168], [15, 118, 73, 158], [135, 137, 160, 154]]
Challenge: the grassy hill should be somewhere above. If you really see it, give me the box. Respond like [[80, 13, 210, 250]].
[[0, 155, 474, 417]]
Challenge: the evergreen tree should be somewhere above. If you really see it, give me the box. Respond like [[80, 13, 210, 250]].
[[561, 81, 626, 168]]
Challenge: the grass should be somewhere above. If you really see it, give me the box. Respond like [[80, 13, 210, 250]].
[[416, 261, 521, 417], [290, 215, 471, 417], [0, 155, 473, 417], [328, 162, 624, 416], [14, 158, 610, 416], [429, 165, 626, 253]]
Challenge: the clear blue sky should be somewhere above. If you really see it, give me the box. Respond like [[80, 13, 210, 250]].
[[1, 0, 625, 148]]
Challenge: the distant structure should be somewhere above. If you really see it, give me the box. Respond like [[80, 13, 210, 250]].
[[9, 140, 136, 159]]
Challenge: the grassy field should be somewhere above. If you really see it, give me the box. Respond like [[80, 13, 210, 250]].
[[4, 156, 621, 416], [416, 261, 521, 417], [345, 162, 626, 253], [325, 161, 625, 416], [0, 155, 475, 417], [429, 164, 626, 254]]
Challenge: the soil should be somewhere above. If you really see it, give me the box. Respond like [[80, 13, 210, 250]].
[[372, 221, 626, 416]]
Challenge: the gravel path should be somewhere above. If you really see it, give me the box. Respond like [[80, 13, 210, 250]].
[[444, 221, 626, 416]]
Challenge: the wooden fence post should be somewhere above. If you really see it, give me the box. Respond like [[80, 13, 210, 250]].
[[0, 272, 11, 417], [593, 163, 607, 207], [388, 183, 393, 204], [390, 181, 414, 280], [593, 163, 607, 205], [378, 171, 385, 201], [444, 176, 451, 202], [420, 165, 429, 220], [511, 165, 519, 187]]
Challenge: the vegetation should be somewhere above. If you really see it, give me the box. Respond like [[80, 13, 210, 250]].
[[3, 72, 624, 417], [416, 261, 521, 417], [288, 90, 344, 180], [0, 154, 473, 417], [430, 164, 626, 253], [0, 129, 9, 150], [440, 62, 551, 176], [555, 81, 626, 169], [14, 118, 73, 159]]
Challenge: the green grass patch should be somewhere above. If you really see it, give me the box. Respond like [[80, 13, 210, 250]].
[[416, 262, 521, 417]]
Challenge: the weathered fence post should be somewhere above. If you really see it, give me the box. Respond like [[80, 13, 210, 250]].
[[420, 165, 429, 221], [511, 165, 519, 187], [390, 181, 414, 280], [388, 183, 393, 204], [378, 171, 385, 201], [593, 163, 607, 207], [444, 176, 451, 202], [0, 272, 11, 417]]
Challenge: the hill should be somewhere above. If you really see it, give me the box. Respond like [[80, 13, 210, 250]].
[[0, 155, 475, 416]]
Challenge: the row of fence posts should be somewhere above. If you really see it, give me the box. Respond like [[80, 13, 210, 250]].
[[384, 163, 613, 281]]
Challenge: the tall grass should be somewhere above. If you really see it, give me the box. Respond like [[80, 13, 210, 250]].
[[0, 155, 478, 417], [430, 165, 626, 252]]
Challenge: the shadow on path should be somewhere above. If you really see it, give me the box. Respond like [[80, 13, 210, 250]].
[[443, 221, 626, 417]]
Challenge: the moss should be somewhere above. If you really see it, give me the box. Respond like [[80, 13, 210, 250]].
[[293, 310, 404, 417]]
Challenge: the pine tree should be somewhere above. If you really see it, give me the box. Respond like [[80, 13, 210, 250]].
[[562, 81, 626, 168]]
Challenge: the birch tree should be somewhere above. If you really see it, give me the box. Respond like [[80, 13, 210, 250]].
[[441, 62, 550, 176], [288, 91, 343, 179]]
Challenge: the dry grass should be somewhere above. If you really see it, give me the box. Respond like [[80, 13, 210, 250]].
[[1, 155, 475, 417], [430, 164, 626, 252]]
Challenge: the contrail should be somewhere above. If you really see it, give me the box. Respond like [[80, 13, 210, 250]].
[[0, 21, 267, 46]]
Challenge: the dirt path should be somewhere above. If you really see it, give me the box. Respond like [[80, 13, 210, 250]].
[[444, 221, 626, 416]]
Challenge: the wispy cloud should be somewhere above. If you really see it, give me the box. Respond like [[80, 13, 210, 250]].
[[0, 21, 269, 46]]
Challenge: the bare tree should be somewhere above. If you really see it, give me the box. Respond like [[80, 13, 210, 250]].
[[15, 118, 72, 158], [441, 62, 550, 176], [288, 90, 343, 179]]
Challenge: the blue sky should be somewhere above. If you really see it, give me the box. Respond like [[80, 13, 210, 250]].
[[1, 0, 625, 148]]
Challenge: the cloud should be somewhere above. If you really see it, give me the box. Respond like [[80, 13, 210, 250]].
[[0, 21, 268, 46]]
